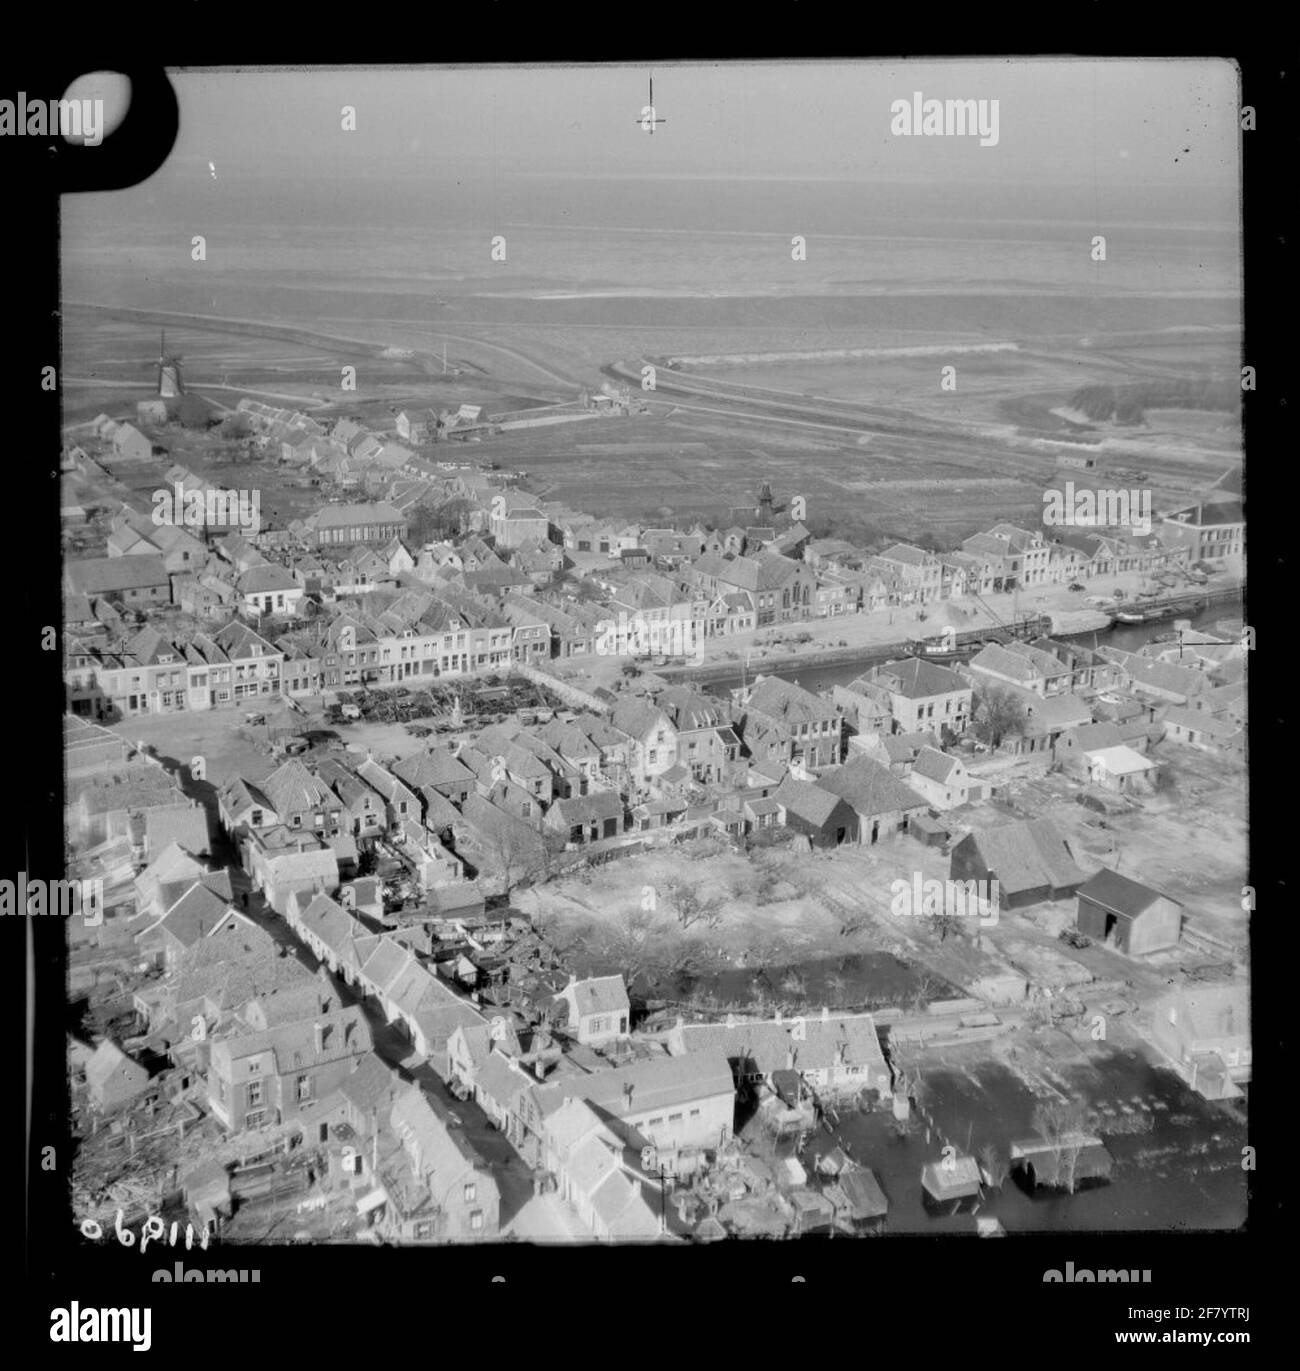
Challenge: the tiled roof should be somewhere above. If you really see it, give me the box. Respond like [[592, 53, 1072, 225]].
[[1077, 867, 1177, 918], [774, 777, 846, 829], [66, 555, 169, 594], [538, 1049, 734, 1119], [911, 746, 961, 784], [959, 818, 1085, 895], [673, 1012, 888, 1080], [816, 756, 927, 817], [155, 881, 236, 949], [746, 675, 833, 726], [867, 657, 970, 700], [563, 975, 630, 1019]]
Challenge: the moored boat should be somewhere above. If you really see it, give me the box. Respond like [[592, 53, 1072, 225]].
[[907, 639, 969, 662]]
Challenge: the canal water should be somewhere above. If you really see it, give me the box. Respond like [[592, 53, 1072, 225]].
[[792, 1047, 1248, 1233], [703, 599, 1241, 699]]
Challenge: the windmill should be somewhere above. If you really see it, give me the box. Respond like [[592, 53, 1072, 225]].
[[147, 330, 185, 397]]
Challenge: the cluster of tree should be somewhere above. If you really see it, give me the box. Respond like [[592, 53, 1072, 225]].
[[406, 497, 473, 546], [972, 685, 1029, 748]]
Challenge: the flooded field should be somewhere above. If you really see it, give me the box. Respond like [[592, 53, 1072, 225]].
[[797, 1047, 1248, 1234]]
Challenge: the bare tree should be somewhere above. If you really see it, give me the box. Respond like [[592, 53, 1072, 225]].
[[665, 878, 723, 931], [907, 972, 943, 1013], [1032, 1099, 1089, 1195], [481, 819, 546, 895], [780, 969, 807, 1000], [928, 910, 961, 943], [591, 905, 680, 985]]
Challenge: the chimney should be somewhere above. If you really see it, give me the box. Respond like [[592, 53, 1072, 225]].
[[314, 1022, 325, 1054]]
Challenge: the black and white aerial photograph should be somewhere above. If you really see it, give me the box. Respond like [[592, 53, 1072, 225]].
[[12, 45, 1279, 1348]]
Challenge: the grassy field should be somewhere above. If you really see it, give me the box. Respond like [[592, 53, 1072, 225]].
[[61, 274, 1241, 548]]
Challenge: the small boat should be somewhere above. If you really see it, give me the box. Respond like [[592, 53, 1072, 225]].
[[1117, 603, 1177, 625]]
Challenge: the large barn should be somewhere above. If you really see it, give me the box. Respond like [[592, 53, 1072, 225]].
[[948, 818, 1086, 909]]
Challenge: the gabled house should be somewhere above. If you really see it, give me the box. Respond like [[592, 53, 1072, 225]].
[[540, 1098, 662, 1240], [739, 676, 842, 771], [667, 1011, 891, 1102], [544, 790, 626, 847], [813, 756, 928, 844], [907, 746, 977, 810], [207, 989, 373, 1133], [392, 748, 476, 806], [260, 759, 346, 837], [610, 698, 677, 787], [554, 974, 631, 1046], [86, 1040, 152, 1113], [382, 1083, 500, 1240], [860, 658, 972, 737]]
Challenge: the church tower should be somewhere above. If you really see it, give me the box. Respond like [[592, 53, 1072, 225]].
[[756, 482, 774, 525]]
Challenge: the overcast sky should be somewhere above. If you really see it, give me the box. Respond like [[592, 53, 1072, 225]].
[[129, 60, 1238, 190]]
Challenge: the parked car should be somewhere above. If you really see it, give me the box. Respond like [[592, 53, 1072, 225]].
[[1067, 582, 1086, 592]]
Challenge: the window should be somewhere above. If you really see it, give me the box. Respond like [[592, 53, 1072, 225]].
[[247, 1081, 264, 1107], [245, 1109, 266, 1129], [668, 1113, 682, 1123], [463, 1182, 476, 1203], [690, 1109, 701, 1118], [248, 1060, 262, 1075], [648, 1117, 664, 1127], [470, 1211, 484, 1232], [296, 1074, 311, 1102]]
